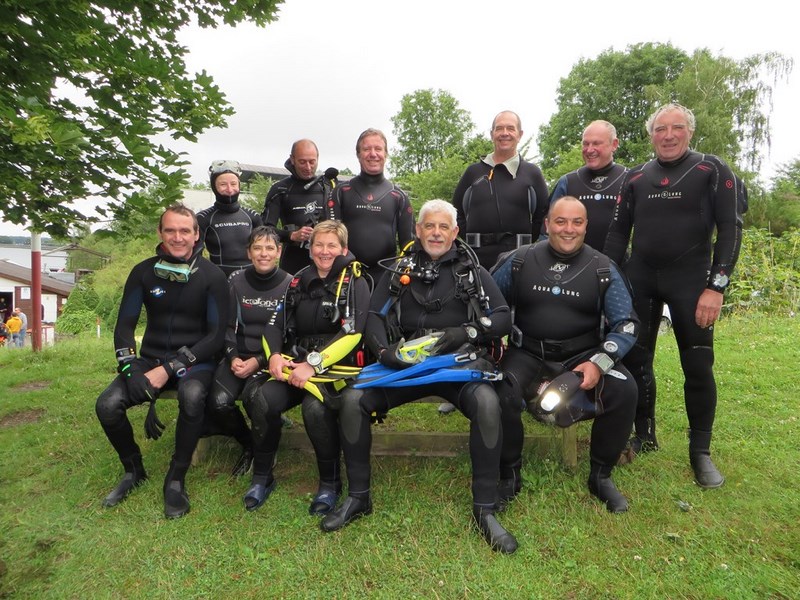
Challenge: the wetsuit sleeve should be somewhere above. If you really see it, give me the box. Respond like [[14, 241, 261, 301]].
[[603, 172, 635, 264], [490, 250, 516, 301], [327, 184, 343, 221], [396, 189, 415, 249], [707, 156, 743, 292], [479, 267, 512, 339], [529, 165, 549, 240], [364, 270, 393, 356], [548, 176, 568, 205], [599, 264, 639, 360], [262, 183, 292, 244], [113, 262, 146, 354], [223, 279, 239, 361], [195, 208, 211, 245], [185, 267, 230, 363], [261, 318, 285, 358], [452, 168, 473, 234]]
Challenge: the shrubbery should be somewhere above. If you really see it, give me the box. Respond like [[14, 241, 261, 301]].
[[725, 227, 799, 315], [57, 240, 151, 335]]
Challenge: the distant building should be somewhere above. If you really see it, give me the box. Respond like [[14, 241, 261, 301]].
[[0, 259, 74, 323]]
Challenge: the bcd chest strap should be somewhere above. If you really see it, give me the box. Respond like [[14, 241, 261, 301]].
[[381, 240, 489, 342]]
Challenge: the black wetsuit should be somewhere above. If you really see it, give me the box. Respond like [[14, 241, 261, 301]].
[[548, 162, 627, 251], [196, 198, 263, 276], [492, 241, 638, 476], [95, 242, 229, 485], [334, 172, 414, 271], [205, 265, 293, 444], [244, 254, 370, 491], [337, 242, 511, 511], [262, 159, 338, 274], [603, 150, 743, 440], [453, 154, 549, 269]]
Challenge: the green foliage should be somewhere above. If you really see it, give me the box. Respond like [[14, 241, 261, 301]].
[[390, 89, 474, 176], [60, 238, 152, 332], [538, 43, 688, 171], [537, 43, 793, 177], [241, 174, 275, 213], [727, 227, 800, 314], [396, 136, 493, 210], [1, 0, 283, 237], [54, 309, 97, 335]]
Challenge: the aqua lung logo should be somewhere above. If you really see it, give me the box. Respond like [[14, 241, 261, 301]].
[[579, 193, 616, 201], [550, 263, 568, 273], [304, 201, 317, 215], [355, 204, 382, 212], [648, 191, 682, 200], [151, 286, 166, 297], [531, 284, 581, 298]]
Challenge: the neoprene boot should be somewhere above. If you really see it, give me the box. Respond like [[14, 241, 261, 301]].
[[320, 494, 372, 532], [689, 429, 724, 489], [588, 461, 629, 513], [473, 506, 518, 554], [496, 461, 522, 513], [103, 454, 147, 508], [163, 460, 191, 519]]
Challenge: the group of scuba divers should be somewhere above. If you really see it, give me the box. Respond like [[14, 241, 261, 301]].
[[95, 103, 745, 554]]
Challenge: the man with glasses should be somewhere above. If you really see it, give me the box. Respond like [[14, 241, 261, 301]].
[[95, 203, 230, 518], [197, 160, 263, 276]]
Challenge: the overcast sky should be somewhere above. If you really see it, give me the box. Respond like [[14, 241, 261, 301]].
[[3, 0, 798, 235]]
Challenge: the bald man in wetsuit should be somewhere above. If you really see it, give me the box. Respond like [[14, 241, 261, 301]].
[[548, 120, 627, 251]]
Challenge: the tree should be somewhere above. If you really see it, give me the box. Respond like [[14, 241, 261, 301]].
[[390, 89, 474, 176], [537, 43, 792, 178], [396, 135, 493, 211], [1, 0, 283, 237], [757, 159, 800, 235]]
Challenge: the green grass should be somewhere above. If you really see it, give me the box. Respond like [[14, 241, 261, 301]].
[[1, 314, 798, 599]]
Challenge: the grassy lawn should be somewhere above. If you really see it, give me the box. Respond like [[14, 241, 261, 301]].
[[0, 313, 798, 599]]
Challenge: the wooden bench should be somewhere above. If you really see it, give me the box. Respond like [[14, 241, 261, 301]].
[[191, 397, 578, 470]]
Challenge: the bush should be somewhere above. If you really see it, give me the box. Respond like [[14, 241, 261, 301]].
[[725, 227, 800, 315], [55, 309, 98, 334]]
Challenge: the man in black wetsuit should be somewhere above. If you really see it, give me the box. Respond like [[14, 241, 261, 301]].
[[197, 159, 263, 276], [547, 120, 627, 251], [262, 139, 338, 274], [493, 196, 638, 513], [95, 204, 229, 518], [334, 128, 414, 271], [321, 200, 518, 554], [452, 110, 549, 269], [604, 103, 745, 488]]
